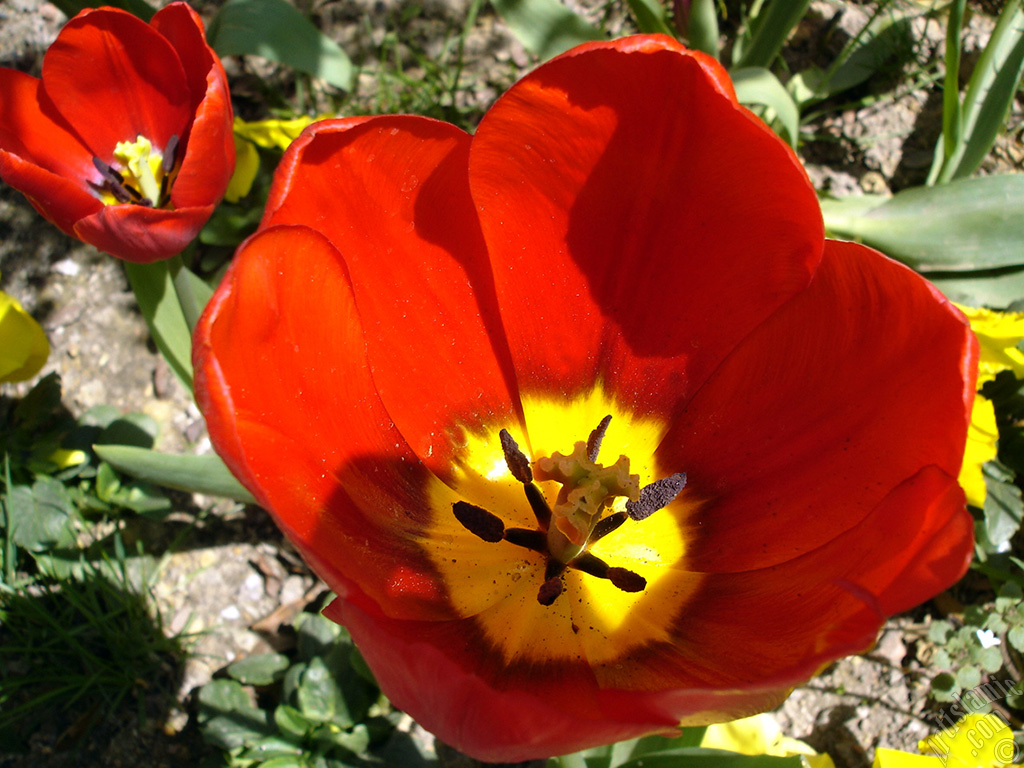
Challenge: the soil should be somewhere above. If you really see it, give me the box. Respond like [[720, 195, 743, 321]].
[[0, 1, 1021, 767]]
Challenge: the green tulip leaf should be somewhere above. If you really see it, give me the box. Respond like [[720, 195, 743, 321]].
[[731, 67, 800, 147], [625, 0, 676, 37], [207, 0, 355, 91], [93, 445, 257, 504], [489, 0, 603, 61], [124, 261, 193, 391], [821, 175, 1024, 272], [616, 748, 803, 768], [734, 0, 812, 69]]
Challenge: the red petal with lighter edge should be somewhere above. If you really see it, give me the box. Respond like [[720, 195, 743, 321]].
[[194, 225, 457, 621], [41, 8, 191, 158], [74, 203, 215, 264], [470, 35, 822, 424], [262, 116, 521, 477]]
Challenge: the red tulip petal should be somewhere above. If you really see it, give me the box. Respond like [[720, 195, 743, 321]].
[[632, 467, 971, 693], [262, 117, 521, 476], [195, 225, 456, 621], [41, 7, 191, 159], [327, 466, 969, 763], [663, 240, 976, 572], [150, 3, 215, 113], [72, 203, 213, 262], [470, 35, 822, 427], [0, 68, 94, 181], [0, 149, 101, 235], [152, 2, 235, 210]]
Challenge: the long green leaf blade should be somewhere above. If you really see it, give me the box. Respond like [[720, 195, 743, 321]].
[[949, 0, 1024, 181], [731, 67, 800, 147], [821, 174, 1024, 271], [94, 446, 257, 504], [123, 261, 193, 391], [625, 0, 676, 37], [735, 0, 812, 69], [207, 0, 354, 91], [489, 0, 603, 62]]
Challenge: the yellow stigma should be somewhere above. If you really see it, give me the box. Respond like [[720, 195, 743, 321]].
[[93, 134, 177, 208], [114, 136, 163, 205], [422, 385, 702, 667]]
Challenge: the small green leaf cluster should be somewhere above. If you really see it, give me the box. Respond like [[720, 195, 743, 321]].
[[1, 373, 171, 579], [197, 610, 394, 768], [928, 581, 1024, 705]]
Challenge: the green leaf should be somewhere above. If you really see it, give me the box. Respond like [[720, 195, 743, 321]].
[[7, 478, 78, 552], [239, 735, 305, 761], [809, 13, 915, 100], [931, 671, 958, 698], [298, 656, 346, 724], [297, 611, 344, 662], [275, 703, 318, 737], [1008, 624, 1024, 651], [95, 462, 121, 502], [625, 0, 675, 37], [124, 260, 193, 391], [93, 445, 257, 504], [820, 174, 1024, 272], [979, 461, 1024, 553], [489, 0, 603, 62], [228, 653, 290, 686], [48, 0, 155, 21], [197, 679, 253, 723], [977, 646, 1004, 673], [929, 620, 953, 643], [936, 0, 1024, 183], [207, 0, 355, 91], [682, 0, 720, 59], [731, 67, 800, 147], [734, 0, 812, 69], [955, 665, 982, 690], [96, 413, 159, 449]]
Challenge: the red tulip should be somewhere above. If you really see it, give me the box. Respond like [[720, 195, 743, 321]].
[[194, 36, 977, 762], [0, 2, 233, 263]]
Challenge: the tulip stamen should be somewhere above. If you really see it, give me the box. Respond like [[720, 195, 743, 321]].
[[453, 418, 684, 606], [625, 473, 687, 521], [90, 134, 178, 209]]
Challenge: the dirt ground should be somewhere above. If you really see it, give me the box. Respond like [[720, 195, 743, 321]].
[[0, 0, 1021, 766]]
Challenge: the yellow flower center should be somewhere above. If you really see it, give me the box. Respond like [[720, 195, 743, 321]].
[[91, 134, 178, 208], [423, 387, 703, 667]]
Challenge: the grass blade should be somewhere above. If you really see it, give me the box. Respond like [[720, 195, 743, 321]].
[[734, 0, 812, 69]]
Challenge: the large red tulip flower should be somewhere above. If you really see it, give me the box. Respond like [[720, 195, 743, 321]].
[[195, 36, 977, 763], [0, 3, 233, 263]]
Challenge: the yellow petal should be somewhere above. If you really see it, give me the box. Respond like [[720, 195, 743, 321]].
[[920, 713, 1015, 768], [224, 134, 260, 203], [0, 290, 49, 383], [955, 304, 1024, 385], [959, 394, 999, 508], [47, 448, 88, 469], [873, 747, 945, 768], [232, 114, 328, 151]]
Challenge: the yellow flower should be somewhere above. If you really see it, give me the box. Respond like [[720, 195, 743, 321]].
[[874, 713, 1016, 768], [702, 714, 836, 768], [225, 115, 332, 202], [0, 288, 49, 383], [955, 304, 1024, 507]]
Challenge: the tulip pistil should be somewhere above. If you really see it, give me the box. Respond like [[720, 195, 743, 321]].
[[452, 415, 686, 606], [91, 134, 178, 208]]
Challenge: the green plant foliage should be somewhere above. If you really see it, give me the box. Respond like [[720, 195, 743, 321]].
[[489, 0, 603, 61], [625, 0, 675, 37], [821, 175, 1024, 306], [733, 0, 812, 70], [94, 445, 257, 504], [731, 67, 800, 147], [123, 260, 194, 391], [931, 0, 1024, 184], [207, 0, 355, 91], [197, 608, 394, 768]]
